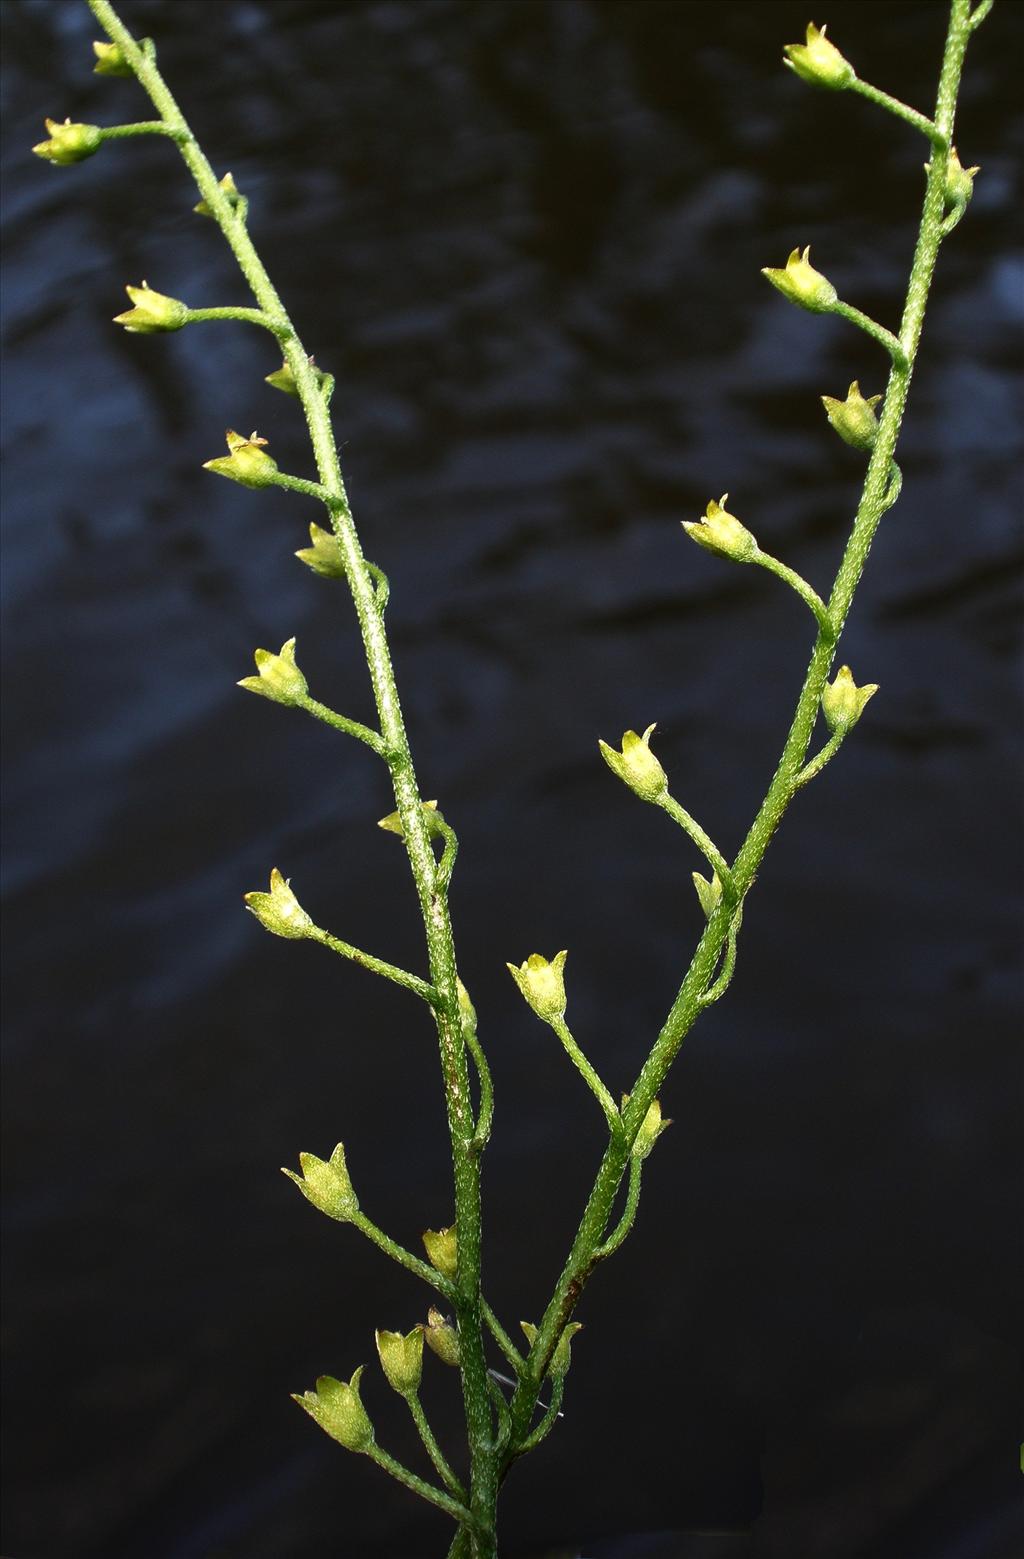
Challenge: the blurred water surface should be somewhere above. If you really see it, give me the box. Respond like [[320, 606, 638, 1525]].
[[2, 2, 1022, 1556]]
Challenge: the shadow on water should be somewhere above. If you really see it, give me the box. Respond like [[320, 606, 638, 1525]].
[[2, 2, 1022, 1556]]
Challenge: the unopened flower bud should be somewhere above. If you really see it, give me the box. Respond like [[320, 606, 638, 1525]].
[[761, 246, 837, 313], [457, 979, 477, 1038], [683, 495, 758, 563], [266, 357, 333, 398], [821, 664, 878, 733], [32, 117, 103, 165], [820, 381, 882, 451], [422, 1225, 458, 1281], [506, 950, 568, 1023], [627, 1096, 673, 1161], [293, 1369, 374, 1453], [598, 723, 668, 802], [295, 522, 347, 579], [237, 636, 308, 706], [244, 868, 313, 939], [941, 146, 980, 205], [203, 429, 278, 488], [520, 1320, 583, 1381], [692, 870, 723, 919], [377, 799, 446, 838], [375, 1327, 424, 1398], [419, 1308, 460, 1368], [282, 1142, 359, 1222], [194, 171, 246, 219], [113, 281, 189, 334], [92, 37, 154, 76], [783, 23, 854, 91]]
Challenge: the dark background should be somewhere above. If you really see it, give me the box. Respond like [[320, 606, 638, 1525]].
[[2, 2, 1022, 1556]]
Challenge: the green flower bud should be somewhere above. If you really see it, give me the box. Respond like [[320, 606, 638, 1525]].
[[940, 146, 980, 205], [113, 282, 189, 334], [375, 1327, 424, 1398], [203, 429, 279, 488], [821, 664, 879, 734], [761, 246, 838, 313], [244, 867, 314, 939], [598, 723, 668, 802], [783, 23, 855, 90], [627, 1096, 673, 1161], [92, 38, 154, 76], [194, 171, 246, 220], [237, 636, 308, 706], [692, 870, 723, 919], [266, 357, 333, 398], [682, 495, 759, 563], [520, 1321, 583, 1381], [419, 1308, 460, 1368], [506, 950, 568, 1023], [295, 522, 347, 579], [377, 799, 446, 838], [282, 1141, 359, 1221], [32, 117, 103, 165], [292, 1368, 374, 1453], [820, 381, 882, 451], [457, 979, 477, 1038], [422, 1225, 458, 1281]]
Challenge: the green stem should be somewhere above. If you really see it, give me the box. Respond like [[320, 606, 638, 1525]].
[[298, 695, 385, 755], [848, 77, 943, 145], [468, 1032, 495, 1152], [408, 1394, 467, 1500], [656, 795, 735, 896], [502, 0, 977, 1465], [184, 304, 285, 335], [513, 1377, 565, 1457], [698, 908, 742, 1008], [366, 1444, 472, 1525], [796, 728, 844, 788], [309, 927, 436, 1005], [754, 551, 833, 635], [350, 1211, 456, 1297], [830, 300, 908, 366], [967, 0, 995, 29], [549, 1015, 621, 1135], [482, 1303, 523, 1372], [99, 119, 181, 141], [84, 6, 498, 1540], [267, 471, 340, 505], [594, 1157, 642, 1259]]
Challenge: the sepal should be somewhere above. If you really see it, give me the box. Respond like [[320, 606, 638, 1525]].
[[33, 117, 103, 165], [375, 1327, 424, 1398], [821, 664, 878, 733], [419, 1309, 460, 1367], [113, 282, 189, 333], [292, 1368, 374, 1452], [783, 23, 854, 90], [598, 724, 668, 802], [761, 247, 837, 313], [203, 429, 279, 488], [506, 951, 568, 1023], [520, 1320, 583, 1380], [422, 1225, 458, 1281], [820, 381, 882, 450], [683, 494, 758, 562], [692, 870, 723, 919], [194, 171, 246, 219], [237, 637, 308, 706], [244, 868, 313, 939]]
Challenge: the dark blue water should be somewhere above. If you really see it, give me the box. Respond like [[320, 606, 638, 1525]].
[[2, 2, 1022, 1556]]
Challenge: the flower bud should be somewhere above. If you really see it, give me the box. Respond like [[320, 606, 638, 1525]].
[[598, 723, 668, 802], [761, 247, 837, 313], [783, 23, 855, 90], [375, 1327, 424, 1398], [244, 867, 313, 939], [377, 799, 446, 839], [92, 37, 154, 76], [457, 979, 478, 1038], [237, 636, 308, 706], [506, 950, 568, 1023], [203, 429, 279, 489], [282, 1142, 359, 1222], [266, 357, 333, 398], [194, 171, 246, 219], [628, 1096, 673, 1161], [520, 1321, 583, 1381], [682, 495, 758, 563], [692, 870, 722, 919], [820, 381, 882, 451], [293, 1368, 374, 1453], [821, 664, 878, 733], [32, 117, 103, 165], [419, 1308, 460, 1368], [941, 146, 980, 205], [113, 281, 189, 334], [422, 1225, 458, 1281], [295, 522, 347, 579]]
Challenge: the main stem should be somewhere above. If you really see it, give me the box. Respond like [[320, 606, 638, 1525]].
[[85, 2, 496, 1546], [504, 0, 974, 1458]]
